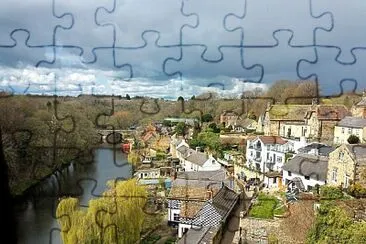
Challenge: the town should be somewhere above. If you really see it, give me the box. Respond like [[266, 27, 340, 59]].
[[114, 90, 366, 243]]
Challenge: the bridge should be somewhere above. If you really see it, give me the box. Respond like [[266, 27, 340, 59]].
[[96, 129, 136, 144]]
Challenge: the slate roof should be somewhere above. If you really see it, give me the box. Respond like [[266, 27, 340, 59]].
[[338, 116, 366, 128], [176, 169, 226, 181], [345, 145, 366, 164], [236, 118, 256, 128], [185, 151, 209, 166], [168, 179, 223, 200], [177, 145, 190, 155], [283, 154, 328, 181], [180, 186, 239, 226], [259, 136, 287, 145], [177, 226, 219, 244], [298, 143, 335, 156], [268, 105, 311, 121]]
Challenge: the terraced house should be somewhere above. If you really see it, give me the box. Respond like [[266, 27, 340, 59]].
[[263, 100, 350, 143]]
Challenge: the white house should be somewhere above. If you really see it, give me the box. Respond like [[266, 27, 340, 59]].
[[181, 151, 222, 172], [333, 116, 366, 144], [282, 154, 328, 192], [246, 136, 294, 173]]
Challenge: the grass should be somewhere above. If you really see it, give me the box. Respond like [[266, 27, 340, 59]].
[[249, 193, 286, 219]]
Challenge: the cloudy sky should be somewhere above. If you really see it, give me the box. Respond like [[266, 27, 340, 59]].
[[0, 0, 366, 99]]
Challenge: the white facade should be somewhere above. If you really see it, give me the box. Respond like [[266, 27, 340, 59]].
[[334, 125, 366, 144], [282, 170, 325, 191], [135, 169, 160, 179], [264, 175, 281, 189], [246, 137, 293, 173], [181, 155, 222, 172]]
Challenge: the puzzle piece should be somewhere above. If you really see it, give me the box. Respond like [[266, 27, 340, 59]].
[[96, 0, 195, 47], [181, 0, 244, 61], [242, 31, 316, 84], [0, 30, 53, 68], [312, 0, 366, 63], [225, 0, 331, 46], [0, 0, 72, 46], [114, 31, 180, 81], [52, 0, 114, 63], [164, 45, 262, 82], [297, 46, 366, 96]]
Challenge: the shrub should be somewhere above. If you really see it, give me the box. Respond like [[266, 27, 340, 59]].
[[320, 185, 344, 200], [347, 134, 360, 144], [347, 183, 366, 198]]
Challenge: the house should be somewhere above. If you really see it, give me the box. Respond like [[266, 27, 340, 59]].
[[333, 116, 366, 144], [177, 186, 239, 240], [263, 100, 350, 143], [282, 154, 328, 191], [220, 110, 239, 128], [304, 103, 351, 143], [327, 144, 366, 189], [246, 136, 294, 174], [170, 136, 189, 158], [263, 103, 312, 137], [233, 118, 258, 133], [351, 90, 366, 118], [181, 151, 222, 172]]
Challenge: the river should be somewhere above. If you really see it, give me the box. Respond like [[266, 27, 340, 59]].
[[14, 148, 132, 244]]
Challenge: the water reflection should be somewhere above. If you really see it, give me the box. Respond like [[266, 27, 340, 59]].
[[15, 148, 132, 244]]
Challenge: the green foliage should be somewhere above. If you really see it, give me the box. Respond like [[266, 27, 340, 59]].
[[306, 202, 366, 244], [126, 94, 131, 100], [57, 179, 148, 244], [141, 234, 161, 244], [202, 113, 213, 122], [189, 131, 221, 152], [208, 122, 220, 133], [347, 134, 360, 144], [174, 122, 186, 136], [249, 193, 284, 219], [248, 111, 257, 120], [164, 237, 177, 244], [347, 183, 366, 198], [320, 185, 344, 200]]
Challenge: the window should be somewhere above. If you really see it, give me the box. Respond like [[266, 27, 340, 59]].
[[250, 151, 253, 156], [173, 213, 180, 221], [191, 163, 193, 169], [267, 153, 269, 160], [342, 128, 345, 134], [277, 156, 282, 162], [288, 171, 292, 176], [273, 177, 277, 183], [332, 168, 338, 182], [335, 137, 339, 143], [305, 176, 310, 180], [338, 151, 344, 160], [267, 145, 270, 150], [212, 160, 215, 164], [348, 128, 352, 134], [344, 174, 350, 188]]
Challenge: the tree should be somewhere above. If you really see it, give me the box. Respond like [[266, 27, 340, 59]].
[[348, 134, 360, 144], [57, 179, 148, 244], [174, 122, 186, 136], [202, 113, 213, 122], [208, 123, 220, 133], [190, 95, 195, 100], [177, 96, 184, 101], [126, 94, 131, 100]]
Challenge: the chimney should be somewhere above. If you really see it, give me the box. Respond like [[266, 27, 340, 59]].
[[196, 146, 201, 152], [312, 98, 319, 106], [266, 101, 272, 111], [205, 189, 213, 200]]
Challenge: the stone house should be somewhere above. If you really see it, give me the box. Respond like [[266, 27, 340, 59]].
[[351, 91, 366, 118], [220, 110, 239, 128], [334, 116, 366, 144], [263, 100, 350, 143], [327, 144, 366, 189], [233, 118, 258, 133]]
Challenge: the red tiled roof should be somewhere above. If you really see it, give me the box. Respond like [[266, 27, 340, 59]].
[[259, 136, 287, 145], [316, 105, 351, 120]]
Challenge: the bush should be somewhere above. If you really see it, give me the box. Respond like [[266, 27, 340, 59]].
[[320, 185, 344, 200], [347, 134, 360, 144], [347, 183, 366, 198]]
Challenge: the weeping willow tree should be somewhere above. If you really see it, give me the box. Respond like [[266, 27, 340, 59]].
[[56, 179, 147, 244]]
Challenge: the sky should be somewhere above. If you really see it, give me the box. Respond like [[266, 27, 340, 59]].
[[0, 0, 366, 99]]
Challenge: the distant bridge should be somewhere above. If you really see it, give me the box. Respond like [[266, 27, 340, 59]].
[[96, 129, 135, 144]]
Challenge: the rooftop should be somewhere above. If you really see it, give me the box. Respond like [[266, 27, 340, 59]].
[[259, 136, 288, 145], [315, 105, 351, 120], [177, 226, 219, 244], [185, 151, 210, 166], [176, 169, 226, 181], [338, 116, 366, 128], [298, 143, 335, 156], [345, 144, 366, 163], [268, 104, 311, 121], [283, 154, 328, 181]]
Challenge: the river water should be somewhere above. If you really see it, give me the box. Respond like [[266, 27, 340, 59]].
[[14, 148, 132, 244]]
